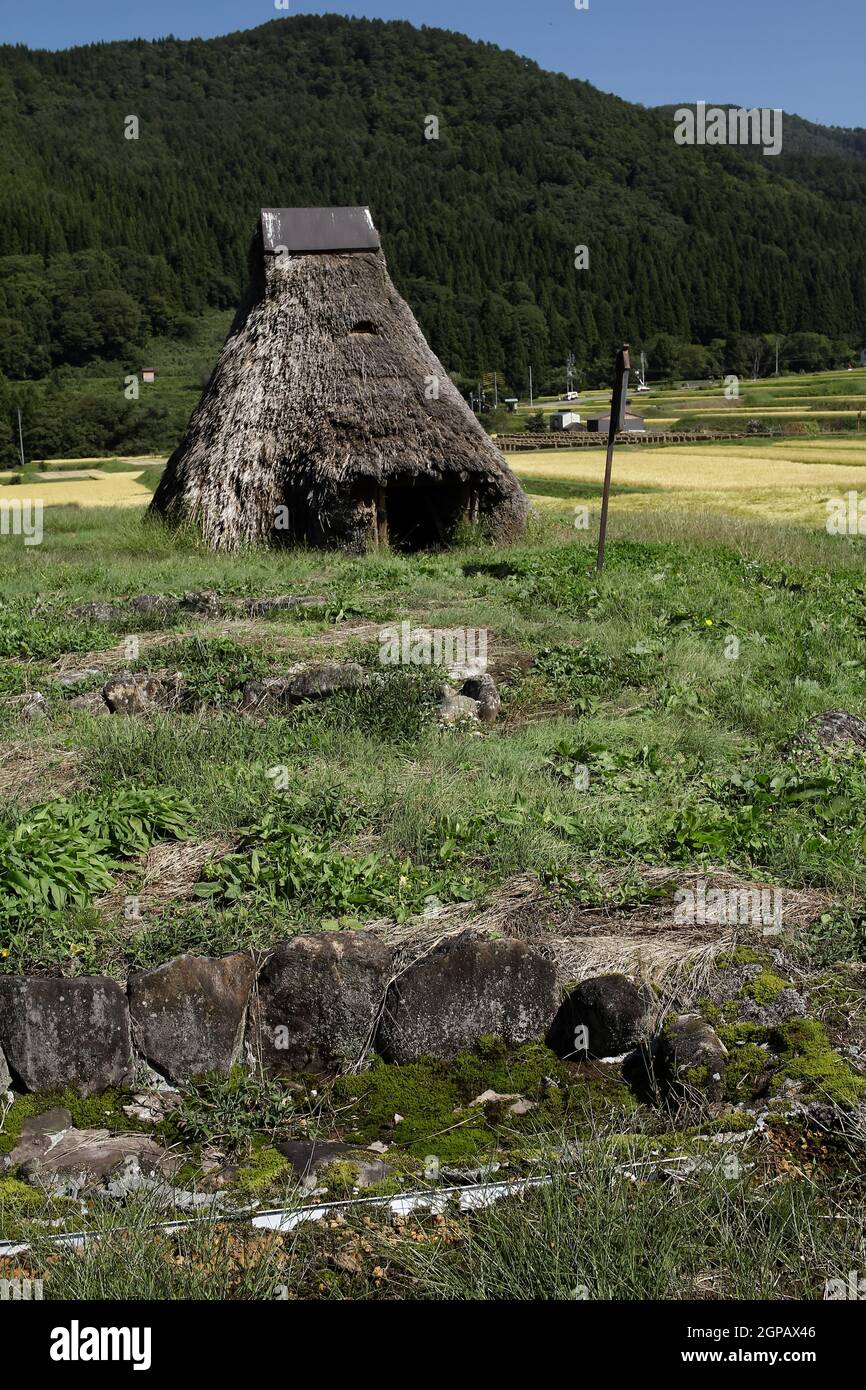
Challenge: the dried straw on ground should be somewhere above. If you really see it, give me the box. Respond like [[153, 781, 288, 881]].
[[362, 866, 835, 1005], [151, 208, 528, 552]]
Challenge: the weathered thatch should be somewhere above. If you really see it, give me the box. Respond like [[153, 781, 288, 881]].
[[151, 207, 528, 552]]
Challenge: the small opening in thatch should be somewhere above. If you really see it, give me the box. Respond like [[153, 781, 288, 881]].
[[349, 320, 378, 335]]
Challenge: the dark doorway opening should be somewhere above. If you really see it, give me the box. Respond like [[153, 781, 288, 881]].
[[378, 476, 470, 551]]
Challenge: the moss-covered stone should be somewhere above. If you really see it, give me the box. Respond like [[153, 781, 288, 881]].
[[741, 971, 790, 1006], [231, 1143, 291, 1194], [319, 1159, 363, 1196], [685, 1064, 711, 1088], [0, 1087, 141, 1154], [719, 1018, 865, 1108], [718, 1028, 773, 1102], [658, 1014, 727, 1105], [771, 1018, 865, 1108]]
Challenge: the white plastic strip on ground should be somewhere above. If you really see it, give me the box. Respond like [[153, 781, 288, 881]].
[[251, 1173, 556, 1233], [0, 1146, 724, 1259], [0, 1172, 562, 1259]]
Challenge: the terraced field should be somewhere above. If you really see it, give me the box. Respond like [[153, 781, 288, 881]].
[[526, 367, 866, 433], [514, 436, 866, 527]]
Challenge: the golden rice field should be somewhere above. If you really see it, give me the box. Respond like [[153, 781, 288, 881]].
[[0, 470, 157, 508], [515, 436, 866, 526], [2, 437, 866, 528]]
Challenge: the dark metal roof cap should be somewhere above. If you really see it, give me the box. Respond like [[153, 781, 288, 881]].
[[261, 207, 380, 254]]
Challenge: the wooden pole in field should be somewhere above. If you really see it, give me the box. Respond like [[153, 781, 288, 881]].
[[596, 343, 630, 572]]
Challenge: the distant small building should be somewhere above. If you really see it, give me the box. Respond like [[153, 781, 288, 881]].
[[504, 397, 519, 413], [141, 368, 156, 384], [550, 411, 582, 431], [587, 410, 645, 434]]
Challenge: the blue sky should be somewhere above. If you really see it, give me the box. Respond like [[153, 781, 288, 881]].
[[0, 0, 863, 129]]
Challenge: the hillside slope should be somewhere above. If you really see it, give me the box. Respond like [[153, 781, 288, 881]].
[[1, 15, 865, 400]]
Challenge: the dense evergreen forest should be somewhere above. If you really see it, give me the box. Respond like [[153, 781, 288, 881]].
[[1, 14, 865, 460]]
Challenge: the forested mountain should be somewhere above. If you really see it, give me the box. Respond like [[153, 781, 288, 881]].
[[1, 14, 865, 448]]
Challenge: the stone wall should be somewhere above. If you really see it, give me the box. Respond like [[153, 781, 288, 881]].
[[0, 932, 564, 1094]]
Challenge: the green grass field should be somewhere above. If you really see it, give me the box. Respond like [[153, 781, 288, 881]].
[[1, 473, 865, 1301]]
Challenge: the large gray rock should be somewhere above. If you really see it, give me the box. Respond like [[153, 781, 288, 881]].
[[1, 692, 48, 720], [129, 952, 258, 1083], [276, 1138, 391, 1190], [240, 663, 368, 712], [0, 977, 132, 1095], [102, 669, 185, 714], [377, 933, 559, 1063], [248, 935, 393, 1072], [70, 601, 123, 625], [52, 667, 104, 688], [657, 1014, 728, 1105], [0, 1041, 11, 1092], [130, 594, 178, 621], [547, 974, 650, 1060], [68, 689, 111, 715], [438, 688, 480, 724]]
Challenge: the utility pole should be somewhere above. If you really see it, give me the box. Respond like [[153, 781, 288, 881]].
[[493, 372, 499, 409], [529, 366, 533, 408], [596, 344, 630, 573], [775, 338, 780, 376], [566, 352, 575, 397], [16, 409, 25, 469]]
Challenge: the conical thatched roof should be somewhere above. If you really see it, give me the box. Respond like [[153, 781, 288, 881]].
[[150, 207, 528, 552]]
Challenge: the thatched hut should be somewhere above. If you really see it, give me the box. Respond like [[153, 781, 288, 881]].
[[150, 207, 528, 552]]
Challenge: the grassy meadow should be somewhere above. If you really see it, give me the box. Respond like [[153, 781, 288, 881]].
[[1, 435, 866, 1301]]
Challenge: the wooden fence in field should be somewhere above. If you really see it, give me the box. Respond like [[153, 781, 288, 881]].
[[498, 430, 745, 451]]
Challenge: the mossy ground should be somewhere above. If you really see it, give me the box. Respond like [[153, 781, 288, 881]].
[[0, 1175, 46, 1212], [231, 1143, 292, 1195], [742, 970, 790, 1006], [333, 1041, 639, 1162], [0, 1087, 145, 1155], [719, 1017, 865, 1108]]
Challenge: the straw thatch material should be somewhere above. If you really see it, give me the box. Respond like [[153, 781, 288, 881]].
[[151, 212, 528, 552]]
